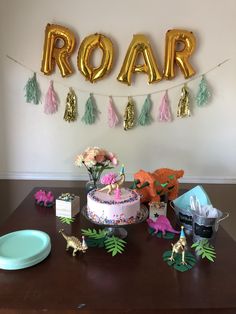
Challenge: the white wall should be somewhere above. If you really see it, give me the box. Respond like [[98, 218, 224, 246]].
[[0, 0, 236, 183]]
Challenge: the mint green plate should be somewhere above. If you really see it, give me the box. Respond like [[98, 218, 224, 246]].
[[0, 230, 51, 270]]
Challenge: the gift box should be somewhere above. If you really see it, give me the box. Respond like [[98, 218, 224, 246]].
[[149, 201, 167, 221], [56, 193, 80, 218]]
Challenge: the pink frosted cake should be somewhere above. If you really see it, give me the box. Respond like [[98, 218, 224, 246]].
[[87, 188, 140, 225]]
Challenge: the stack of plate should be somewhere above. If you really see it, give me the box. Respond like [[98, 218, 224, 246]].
[[0, 230, 51, 270]]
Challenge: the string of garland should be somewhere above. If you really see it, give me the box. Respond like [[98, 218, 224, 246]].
[[4, 54, 228, 125], [23, 74, 212, 123], [23, 76, 211, 124], [5, 54, 227, 98]]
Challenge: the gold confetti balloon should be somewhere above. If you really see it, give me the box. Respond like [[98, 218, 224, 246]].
[[177, 85, 190, 118], [64, 88, 77, 122], [124, 97, 136, 130]]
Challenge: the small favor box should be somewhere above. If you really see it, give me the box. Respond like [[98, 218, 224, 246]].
[[149, 201, 167, 221], [56, 193, 80, 218]]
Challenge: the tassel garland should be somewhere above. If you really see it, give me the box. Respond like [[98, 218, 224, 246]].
[[108, 96, 119, 127], [159, 91, 172, 122], [196, 75, 211, 106], [124, 97, 136, 130], [24, 72, 41, 104], [82, 93, 98, 124], [44, 81, 58, 114], [64, 88, 77, 122], [177, 85, 191, 118], [137, 95, 152, 126]]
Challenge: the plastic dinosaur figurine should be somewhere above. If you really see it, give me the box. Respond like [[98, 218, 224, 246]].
[[169, 226, 187, 265], [99, 165, 125, 195], [59, 229, 88, 256], [147, 215, 180, 235]]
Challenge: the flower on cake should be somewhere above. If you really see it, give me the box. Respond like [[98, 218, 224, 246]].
[[75, 147, 118, 188], [100, 172, 118, 185]]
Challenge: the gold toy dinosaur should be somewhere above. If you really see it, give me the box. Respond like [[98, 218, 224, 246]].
[[98, 165, 125, 195], [169, 226, 187, 265], [59, 229, 88, 256]]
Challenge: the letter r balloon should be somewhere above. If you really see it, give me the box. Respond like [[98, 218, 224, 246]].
[[41, 24, 76, 77]]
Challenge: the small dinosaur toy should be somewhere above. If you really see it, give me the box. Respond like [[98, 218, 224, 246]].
[[34, 189, 54, 207], [169, 226, 187, 265], [147, 216, 180, 235], [59, 229, 88, 256], [98, 165, 125, 195]]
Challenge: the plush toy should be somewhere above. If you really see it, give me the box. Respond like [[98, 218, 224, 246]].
[[132, 168, 184, 203]]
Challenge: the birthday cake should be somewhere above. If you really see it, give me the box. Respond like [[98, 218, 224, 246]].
[[87, 188, 140, 225]]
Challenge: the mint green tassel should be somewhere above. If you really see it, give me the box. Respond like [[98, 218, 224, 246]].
[[137, 95, 152, 126], [196, 75, 210, 106], [24, 72, 41, 104], [82, 93, 98, 124]]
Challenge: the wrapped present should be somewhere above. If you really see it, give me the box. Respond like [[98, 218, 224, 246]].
[[56, 193, 80, 218]]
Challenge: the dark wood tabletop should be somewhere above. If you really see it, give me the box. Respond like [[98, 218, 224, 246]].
[[0, 187, 235, 314]]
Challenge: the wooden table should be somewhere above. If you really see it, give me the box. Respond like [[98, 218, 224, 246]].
[[0, 187, 236, 314]]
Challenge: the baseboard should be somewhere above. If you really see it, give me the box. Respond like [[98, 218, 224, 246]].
[[0, 171, 236, 184]]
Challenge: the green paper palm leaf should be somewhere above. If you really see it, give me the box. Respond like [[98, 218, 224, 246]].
[[85, 237, 105, 248], [148, 227, 175, 240], [163, 250, 196, 272], [104, 236, 126, 256], [191, 239, 216, 262], [59, 217, 75, 224], [81, 228, 108, 248], [81, 228, 108, 239]]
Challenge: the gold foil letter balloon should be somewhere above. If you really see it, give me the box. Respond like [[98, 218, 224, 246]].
[[117, 34, 162, 86], [41, 24, 76, 77], [163, 29, 196, 80], [77, 33, 114, 83]]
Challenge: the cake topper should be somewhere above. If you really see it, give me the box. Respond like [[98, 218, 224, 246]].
[[99, 164, 125, 195]]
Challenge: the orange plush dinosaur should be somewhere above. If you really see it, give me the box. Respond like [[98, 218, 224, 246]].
[[132, 168, 184, 203]]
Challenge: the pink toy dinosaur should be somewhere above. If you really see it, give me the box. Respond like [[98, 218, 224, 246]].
[[34, 189, 54, 207], [147, 215, 180, 235]]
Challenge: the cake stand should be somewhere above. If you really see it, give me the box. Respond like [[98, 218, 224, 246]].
[[81, 205, 148, 239]]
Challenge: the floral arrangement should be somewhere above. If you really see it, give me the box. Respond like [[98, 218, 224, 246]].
[[75, 147, 118, 188]]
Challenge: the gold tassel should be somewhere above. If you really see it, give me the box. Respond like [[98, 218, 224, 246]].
[[124, 97, 136, 130], [177, 85, 191, 118], [64, 88, 77, 122]]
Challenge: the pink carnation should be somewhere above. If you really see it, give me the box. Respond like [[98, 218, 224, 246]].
[[101, 172, 118, 185], [75, 147, 119, 169], [107, 152, 119, 166]]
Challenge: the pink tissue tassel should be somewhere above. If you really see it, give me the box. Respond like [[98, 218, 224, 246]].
[[158, 91, 172, 122], [108, 96, 119, 127], [44, 80, 58, 114]]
